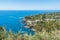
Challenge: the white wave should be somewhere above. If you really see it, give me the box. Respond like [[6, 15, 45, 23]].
[[8, 16, 24, 19], [18, 17, 24, 19], [8, 16, 17, 19]]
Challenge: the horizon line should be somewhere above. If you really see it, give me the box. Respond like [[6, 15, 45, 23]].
[[0, 9, 60, 11]]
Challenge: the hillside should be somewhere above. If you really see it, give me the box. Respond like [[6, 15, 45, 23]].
[[24, 12, 60, 32]]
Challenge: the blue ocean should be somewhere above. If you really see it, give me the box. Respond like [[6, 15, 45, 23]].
[[0, 10, 60, 34]]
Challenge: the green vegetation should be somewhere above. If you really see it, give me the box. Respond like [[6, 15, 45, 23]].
[[25, 12, 60, 32], [0, 27, 60, 40], [1, 12, 60, 40], [25, 12, 60, 20]]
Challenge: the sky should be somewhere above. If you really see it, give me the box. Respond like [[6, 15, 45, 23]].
[[0, 0, 60, 10]]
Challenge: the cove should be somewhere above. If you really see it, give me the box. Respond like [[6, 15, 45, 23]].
[[0, 10, 59, 34]]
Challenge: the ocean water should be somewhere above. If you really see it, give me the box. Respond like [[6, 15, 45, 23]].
[[0, 10, 60, 34]]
